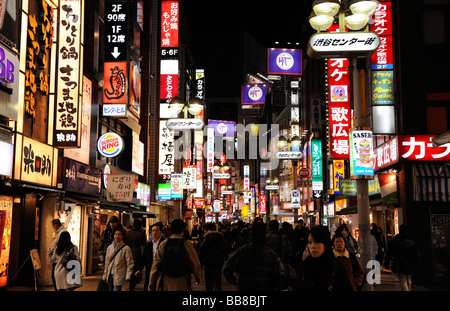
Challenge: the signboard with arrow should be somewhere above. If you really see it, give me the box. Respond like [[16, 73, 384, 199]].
[[104, 2, 128, 63]]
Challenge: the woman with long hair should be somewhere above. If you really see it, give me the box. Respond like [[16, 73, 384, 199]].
[[48, 231, 82, 291]]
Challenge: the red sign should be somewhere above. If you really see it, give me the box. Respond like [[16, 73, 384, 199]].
[[103, 62, 128, 104], [299, 166, 311, 179], [371, 1, 393, 70], [282, 202, 291, 210], [374, 136, 399, 171], [398, 135, 450, 161], [328, 57, 351, 159], [161, 1, 179, 48], [259, 195, 267, 214], [193, 199, 205, 209], [160, 74, 178, 99]]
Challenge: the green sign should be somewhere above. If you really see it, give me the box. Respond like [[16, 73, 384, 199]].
[[311, 139, 323, 190], [339, 176, 381, 196]]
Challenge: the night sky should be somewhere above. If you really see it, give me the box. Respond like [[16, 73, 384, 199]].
[[183, 0, 312, 101]]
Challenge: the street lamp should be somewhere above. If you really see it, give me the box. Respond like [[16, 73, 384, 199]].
[[309, 0, 378, 32], [308, 0, 378, 291]]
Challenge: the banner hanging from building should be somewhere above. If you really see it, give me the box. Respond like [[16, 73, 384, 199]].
[[268, 48, 302, 75], [241, 83, 268, 105]]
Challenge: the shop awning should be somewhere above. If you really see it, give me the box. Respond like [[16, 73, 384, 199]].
[[130, 209, 156, 218], [336, 205, 358, 215], [413, 163, 450, 202]]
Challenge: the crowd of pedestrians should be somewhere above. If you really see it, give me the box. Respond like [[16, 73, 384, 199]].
[[47, 216, 421, 292]]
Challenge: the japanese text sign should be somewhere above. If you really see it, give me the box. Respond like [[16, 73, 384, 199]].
[[159, 120, 175, 174], [308, 32, 380, 59], [16, 135, 57, 187], [208, 120, 236, 137], [55, 0, 83, 148], [372, 70, 394, 105], [25, 0, 54, 120], [161, 1, 179, 48], [374, 136, 399, 171], [312, 139, 323, 191], [244, 165, 250, 191], [399, 135, 450, 161], [259, 195, 267, 214], [268, 48, 302, 75], [371, 1, 393, 70], [328, 58, 350, 159], [183, 165, 197, 190], [107, 174, 136, 202], [104, 1, 128, 62]]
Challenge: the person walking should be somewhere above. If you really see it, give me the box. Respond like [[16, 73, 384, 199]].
[[296, 225, 353, 291], [294, 219, 309, 262], [383, 224, 420, 291], [198, 222, 229, 291], [223, 221, 286, 291], [48, 231, 82, 291], [102, 227, 134, 291], [136, 222, 166, 291], [48, 219, 68, 291], [99, 216, 127, 263], [126, 219, 146, 291], [335, 224, 359, 255], [332, 232, 365, 291], [149, 219, 201, 291]]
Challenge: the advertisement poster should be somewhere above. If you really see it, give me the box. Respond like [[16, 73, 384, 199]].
[[171, 173, 183, 199], [0, 196, 13, 287], [350, 130, 375, 178]]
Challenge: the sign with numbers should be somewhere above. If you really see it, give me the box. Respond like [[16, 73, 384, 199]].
[[104, 1, 128, 62]]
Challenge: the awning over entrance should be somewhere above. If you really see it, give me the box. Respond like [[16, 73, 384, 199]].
[[413, 163, 450, 202]]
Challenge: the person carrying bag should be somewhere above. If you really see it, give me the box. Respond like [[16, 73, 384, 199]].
[[97, 245, 125, 291]]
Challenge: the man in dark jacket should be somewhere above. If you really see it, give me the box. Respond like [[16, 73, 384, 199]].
[[136, 222, 165, 291], [198, 223, 229, 291], [223, 222, 285, 291], [383, 224, 420, 291]]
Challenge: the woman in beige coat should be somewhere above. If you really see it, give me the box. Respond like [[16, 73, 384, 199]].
[[48, 231, 82, 291], [102, 227, 134, 291]]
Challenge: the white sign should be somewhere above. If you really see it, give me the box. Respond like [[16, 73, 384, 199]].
[[308, 31, 380, 58], [166, 118, 204, 130], [277, 151, 303, 160], [159, 120, 175, 174], [183, 165, 197, 190], [213, 173, 231, 179], [103, 104, 127, 117], [207, 127, 214, 173], [291, 189, 301, 208], [243, 165, 250, 191], [265, 185, 279, 190], [106, 174, 135, 202]]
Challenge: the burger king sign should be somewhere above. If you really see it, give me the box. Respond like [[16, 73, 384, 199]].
[[98, 132, 124, 158]]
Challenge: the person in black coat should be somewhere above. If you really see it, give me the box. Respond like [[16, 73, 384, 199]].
[[223, 222, 286, 291], [383, 224, 420, 291], [296, 225, 353, 291], [198, 223, 229, 291], [135, 222, 166, 291]]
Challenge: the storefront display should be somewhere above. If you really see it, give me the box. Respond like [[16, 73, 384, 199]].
[[0, 196, 13, 288]]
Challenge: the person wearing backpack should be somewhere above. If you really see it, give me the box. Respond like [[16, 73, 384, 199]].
[[149, 219, 201, 291], [198, 222, 229, 291]]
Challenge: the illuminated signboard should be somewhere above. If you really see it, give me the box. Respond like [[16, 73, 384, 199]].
[[97, 132, 124, 158], [329, 57, 351, 159], [161, 1, 179, 48], [398, 135, 450, 161], [0, 196, 13, 287], [371, 1, 393, 70], [159, 120, 174, 174], [312, 139, 323, 195], [350, 130, 375, 178], [25, 0, 54, 120], [241, 83, 268, 105], [103, 61, 128, 106], [104, 1, 128, 62], [14, 134, 58, 187], [55, 0, 83, 148], [268, 48, 302, 75]]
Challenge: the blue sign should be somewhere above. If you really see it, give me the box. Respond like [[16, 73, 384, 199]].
[[208, 120, 236, 137], [268, 48, 302, 75], [241, 83, 268, 105]]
